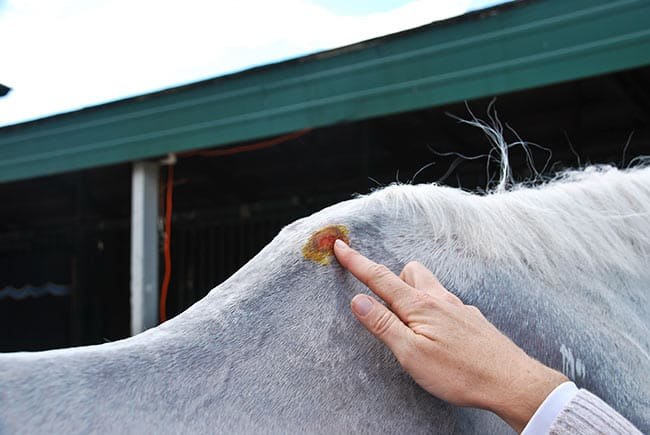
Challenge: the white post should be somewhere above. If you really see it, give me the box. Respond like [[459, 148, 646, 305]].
[[130, 161, 160, 335]]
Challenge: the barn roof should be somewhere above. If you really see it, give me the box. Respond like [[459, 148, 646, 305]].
[[0, 0, 649, 184]]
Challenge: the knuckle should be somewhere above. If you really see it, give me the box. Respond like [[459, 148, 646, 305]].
[[372, 310, 396, 338], [412, 289, 429, 303], [366, 263, 392, 285], [391, 299, 410, 316], [411, 290, 436, 307], [395, 292, 424, 313]]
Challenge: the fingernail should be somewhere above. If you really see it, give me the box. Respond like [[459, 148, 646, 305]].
[[334, 239, 349, 250], [351, 295, 373, 316]]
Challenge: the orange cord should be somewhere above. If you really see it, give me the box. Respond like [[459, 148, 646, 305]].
[[181, 128, 311, 158], [160, 164, 174, 323]]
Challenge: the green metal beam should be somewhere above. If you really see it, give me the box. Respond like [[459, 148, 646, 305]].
[[1, 0, 649, 183]]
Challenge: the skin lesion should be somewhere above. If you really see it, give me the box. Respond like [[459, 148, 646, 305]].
[[302, 224, 350, 265]]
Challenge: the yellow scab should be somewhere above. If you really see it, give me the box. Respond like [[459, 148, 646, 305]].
[[302, 224, 350, 265]]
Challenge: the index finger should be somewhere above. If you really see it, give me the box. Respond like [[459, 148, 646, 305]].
[[333, 239, 412, 309]]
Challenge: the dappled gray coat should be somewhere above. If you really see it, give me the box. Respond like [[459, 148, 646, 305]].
[[1, 165, 649, 434]]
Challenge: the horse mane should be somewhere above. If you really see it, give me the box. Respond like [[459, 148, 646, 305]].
[[360, 164, 650, 290]]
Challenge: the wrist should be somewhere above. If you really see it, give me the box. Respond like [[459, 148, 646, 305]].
[[487, 357, 568, 432]]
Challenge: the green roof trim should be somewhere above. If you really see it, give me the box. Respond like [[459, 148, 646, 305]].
[[1, 0, 649, 183]]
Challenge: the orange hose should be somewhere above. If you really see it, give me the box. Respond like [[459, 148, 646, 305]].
[[160, 164, 174, 323]]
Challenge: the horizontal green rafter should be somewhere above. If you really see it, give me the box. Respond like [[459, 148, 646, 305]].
[[1, 0, 649, 183]]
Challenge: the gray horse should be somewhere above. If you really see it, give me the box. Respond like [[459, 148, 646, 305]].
[[1, 165, 648, 434]]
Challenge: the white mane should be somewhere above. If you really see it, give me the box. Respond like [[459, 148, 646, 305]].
[[362, 165, 650, 289]]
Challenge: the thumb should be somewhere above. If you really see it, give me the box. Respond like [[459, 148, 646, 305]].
[[351, 294, 412, 359]]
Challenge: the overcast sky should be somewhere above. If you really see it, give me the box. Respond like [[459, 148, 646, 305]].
[[0, 0, 507, 127]]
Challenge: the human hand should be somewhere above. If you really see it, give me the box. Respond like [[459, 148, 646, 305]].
[[333, 240, 567, 432]]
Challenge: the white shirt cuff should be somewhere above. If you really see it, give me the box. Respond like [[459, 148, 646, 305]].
[[521, 381, 579, 435]]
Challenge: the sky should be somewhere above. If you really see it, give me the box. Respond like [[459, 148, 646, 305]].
[[0, 0, 507, 127]]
